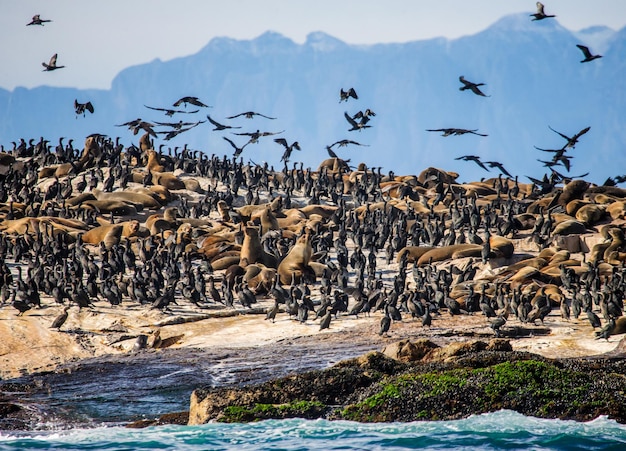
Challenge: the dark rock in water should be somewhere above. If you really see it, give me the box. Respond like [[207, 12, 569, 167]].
[[126, 411, 189, 428], [188, 341, 626, 425]]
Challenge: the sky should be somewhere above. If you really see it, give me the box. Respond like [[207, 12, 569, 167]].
[[1, 0, 625, 91]]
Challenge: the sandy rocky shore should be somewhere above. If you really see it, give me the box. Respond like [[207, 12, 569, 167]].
[[1, 135, 626, 426]]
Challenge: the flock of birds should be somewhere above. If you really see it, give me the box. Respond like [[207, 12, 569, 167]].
[[26, 2, 606, 180], [4, 4, 623, 349]]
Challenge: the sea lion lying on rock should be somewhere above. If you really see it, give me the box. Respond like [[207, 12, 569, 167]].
[[92, 188, 162, 210], [81, 220, 143, 245]]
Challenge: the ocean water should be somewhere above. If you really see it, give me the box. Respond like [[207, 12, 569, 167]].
[[1, 410, 625, 451]]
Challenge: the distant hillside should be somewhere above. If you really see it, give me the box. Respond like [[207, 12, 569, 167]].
[[0, 13, 624, 183]]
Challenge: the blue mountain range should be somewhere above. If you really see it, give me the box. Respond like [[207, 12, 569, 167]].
[[1, 13, 624, 184]]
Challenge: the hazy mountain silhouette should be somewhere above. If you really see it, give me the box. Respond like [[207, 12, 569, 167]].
[[0, 13, 624, 183]]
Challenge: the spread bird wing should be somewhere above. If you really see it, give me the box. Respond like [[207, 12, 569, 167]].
[[548, 126, 571, 141], [576, 45, 592, 59], [344, 111, 359, 128], [274, 138, 288, 147], [574, 126, 591, 139]]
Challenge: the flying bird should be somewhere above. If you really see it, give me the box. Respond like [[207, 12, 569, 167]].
[[42, 53, 64, 71], [329, 139, 370, 148], [426, 128, 488, 137], [325, 146, 339, 158], [154, 119, 205, 130], [234, 129, 284, 144], [274, 138, 301, 163], [548, 125, 590, 148], [352, 109, 376, 120], [344, 111, 371, 131], [576, 45, 602, 63], [530, 2, 555, 21], [206, 115, 241, 131], [534, 145, 568, 158], [27, 15, 52, 26], [223, 136, 249, 157], [484, 161, 512, 177], [159, 124, 201, 141], [538, 155, 573, 172], [172, 96, 210, 108], [455, 155, 490, 171], [459, 76, 489, 97], [339, 88, 358, 102], [74, 99, 94, 117], [145, 105, 199, 116], [227, 111, 276, 120], [116, 118, 157, 137]]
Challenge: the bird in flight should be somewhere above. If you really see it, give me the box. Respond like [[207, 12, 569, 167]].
[[459, 76, 489, 97], [274, 138, 301, 163], [426, 128, 487, 137], [484, 161, 512, 177], [145, 105, 199, 116], [74, 99, 94, 117], [548, 125, 590, 148], [339, 88, 358, 102], [329, 139, 369, 148], [455, 155, 489, 171], [352, 109, 375, 120], [576, 45, 602, 63], [530, 2, 555, 21], [158, 123, 202, 140], [116, 118, 157, 137], [344, 112, 371, 131], [172, 96, 210, 108], [234, 129, 284, 144], [226, 111, 276, 120], [223, 136, 249, 157], [206, 115, 241, 131], [27, 15, 51, 26], [325, 146, 339, 158], [154, 119, 205, 130], [42, 53, 64, 71]]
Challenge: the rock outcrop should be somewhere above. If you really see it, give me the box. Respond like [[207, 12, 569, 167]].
[[188, 339, 626, 425]]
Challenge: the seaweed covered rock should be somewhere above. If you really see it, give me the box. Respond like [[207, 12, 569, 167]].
[[188, 340, 626, 425]]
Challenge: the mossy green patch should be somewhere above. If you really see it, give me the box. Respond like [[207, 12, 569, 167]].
[[220, 400, 326, 422]]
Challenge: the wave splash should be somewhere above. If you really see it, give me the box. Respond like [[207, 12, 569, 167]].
[[2, 410, 626, 450]]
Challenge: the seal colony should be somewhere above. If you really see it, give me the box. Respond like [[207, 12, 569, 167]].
[[0, 132, 625, 379]]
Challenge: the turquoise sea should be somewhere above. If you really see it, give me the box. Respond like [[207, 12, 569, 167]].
[[1, 410, 626, 451]]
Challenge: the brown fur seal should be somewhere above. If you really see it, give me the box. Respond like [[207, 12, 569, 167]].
[[102, 224, 124, 249], [396, 246, 435, 263], [145, 207, 178, 232], [259, 205, 280, 236], [82, 199, 139, 216], [81, 220, 142, 245], [559, 179, 590, 206], [575, 204, 606, 226], [604, 227, 626, 265], [417, 244, 482, 266], [607, 201, 626, 220], [277, 229, 315, 284], [552, 220, 587, 236], [92, 188, 162, 210], [38, 136, 101, 179], [243, 265, 276, 294], [239, 226, 278, 268], [317, 157, 351, 173], [151, 171, 186, 190]]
